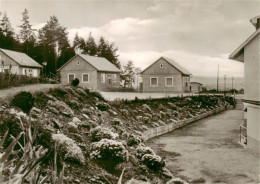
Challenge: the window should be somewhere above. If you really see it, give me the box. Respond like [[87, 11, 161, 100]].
[[112, 74, 117, 82], [101, 73, 106, 83], [68, 73, 75, 83], [165, 77, 173, 87], [82, 73, 89, 83], [160, 64, 163, 68], [150, 77, 158, 87], [77, 61, 80, 65], [106, 74, 111, 79]]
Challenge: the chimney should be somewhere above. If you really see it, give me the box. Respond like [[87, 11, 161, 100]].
[[250, 15, 260, 30]]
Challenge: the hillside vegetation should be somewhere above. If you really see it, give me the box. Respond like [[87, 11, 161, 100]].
[[0, 86, 231, 184]]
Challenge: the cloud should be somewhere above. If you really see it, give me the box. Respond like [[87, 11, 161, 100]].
[[118, 50, 244, 77]]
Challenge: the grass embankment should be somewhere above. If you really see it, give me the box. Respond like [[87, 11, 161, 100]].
[[0, 86, 232, 184]]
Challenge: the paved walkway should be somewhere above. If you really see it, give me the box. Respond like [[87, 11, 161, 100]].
[[0, 83, 62, 102], [147, 110, 259, 184]]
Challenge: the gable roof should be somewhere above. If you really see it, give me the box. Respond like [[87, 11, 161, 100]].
[[229, 29, 260, 62], [190, 82, 203, 85], [0, 48, 42, 68], [58, 54, 121, 73], [141, 56, 192, 75]]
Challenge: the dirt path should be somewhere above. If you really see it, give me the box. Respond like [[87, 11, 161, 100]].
[[147, 110, 259, 184], [0, 83, 62, 102]]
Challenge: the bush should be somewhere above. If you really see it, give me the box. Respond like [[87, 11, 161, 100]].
[[141, 154, 165, 171], [90, 139, 128, 162], [52, 133, 85, 164], [0, 73, 39, 89], [90, 126, 118, 142], [135, 146, 155, 159], [11, 91, 35, 114], [126, 134, 142, 147], [71, 78, 79, 87], [96, 102, 110, 111]]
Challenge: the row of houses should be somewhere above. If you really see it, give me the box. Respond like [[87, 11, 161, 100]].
[[0, 48, 203, 93]]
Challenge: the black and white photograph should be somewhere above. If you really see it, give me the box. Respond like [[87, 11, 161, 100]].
[[0, 0, 259, 183]]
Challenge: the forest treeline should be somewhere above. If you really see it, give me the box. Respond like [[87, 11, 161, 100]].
[[0, 9, 120, 76]]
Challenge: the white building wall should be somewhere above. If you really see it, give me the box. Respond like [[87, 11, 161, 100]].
[[244, 34, 260, 102], [246, 104, 260, 152]]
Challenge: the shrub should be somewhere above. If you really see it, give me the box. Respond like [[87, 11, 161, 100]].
[[11, 91, 35, 114], [90, 126, 118, 142], [34, 92, 50, 109], [96, 102, 110, 111], [0, 73, 39, 89], [135, 146, 155, 159], [52, 133, 85, 164], [71, 78, 79, 87], [141, 154, 165, 171], [90, 139, 128, 162], [126, 134, 142, 147]]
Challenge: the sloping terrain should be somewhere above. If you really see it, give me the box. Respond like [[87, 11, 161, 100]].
[[0, 86, 231, 184]]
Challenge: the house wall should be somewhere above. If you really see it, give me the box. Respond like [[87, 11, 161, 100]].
[[244, 34, 260, 102], [96, 71, 120, 90], [59, 55, 97, 89], [141, 58, 189, 93], [0, 50, 20, 74], [0, 50, 41, 77], [244, 33, 260, 152], [182, 76, 190, 92], [246, 104, 260, 153], [19, 67, 40, 77]]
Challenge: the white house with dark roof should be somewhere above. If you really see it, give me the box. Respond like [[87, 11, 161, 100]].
[[140, 57, 192, 93], [0, 48, 42, 77], [229, 15, 260, 152], [58, 54, 121, 90]]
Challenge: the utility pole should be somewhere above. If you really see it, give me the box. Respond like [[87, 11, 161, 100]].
[[232, 76, 234, 94], [224, 75, 227, 97], [217, 64, 219, 92]]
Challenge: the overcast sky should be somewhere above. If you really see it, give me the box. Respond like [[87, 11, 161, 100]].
[[1, 0, 260, 77]]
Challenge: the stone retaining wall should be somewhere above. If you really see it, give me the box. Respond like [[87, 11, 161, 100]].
[[142, 106, 226, 141]]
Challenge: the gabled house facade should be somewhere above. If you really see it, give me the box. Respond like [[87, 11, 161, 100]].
[[190, 82, 203, 93], [0, 48, 42, 77], [229, 15, 260, 152], [140, 57, 192, 93], [58, 54, 121, 90]]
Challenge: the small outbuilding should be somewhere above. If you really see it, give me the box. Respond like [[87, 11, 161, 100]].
[[58, 54, 121, 90], [190, 82, 203, 93], [0, 48, 42, 77], [140, 57, 192, 93]]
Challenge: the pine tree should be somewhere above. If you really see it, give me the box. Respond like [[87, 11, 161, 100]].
[[0, 12, 14, 36], [97, 37, 120, 68], [19, 9, 34, 42], [18, 9, 37, 55], [0, 12, 16, 50], [73, 33, 80, 48], [38, 16, 74, 75], [73, 32, 85, 54], [85, 32, 97, 56], [97, 37, 107, 57], [122, 60, 135, 87]]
